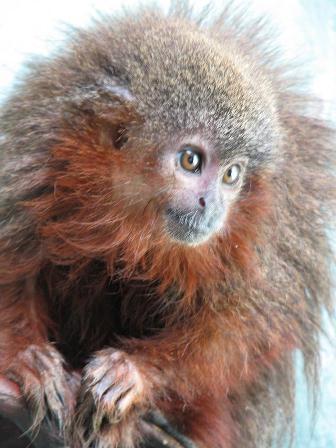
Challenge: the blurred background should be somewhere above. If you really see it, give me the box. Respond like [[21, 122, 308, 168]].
[[0, 1, 335, 447]]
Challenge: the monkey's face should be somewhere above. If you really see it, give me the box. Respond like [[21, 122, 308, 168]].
[[160, 137, 247, 245]]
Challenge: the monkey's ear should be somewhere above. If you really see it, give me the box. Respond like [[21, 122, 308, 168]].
[[99, 116, 129, 150], [97, 87, 139, 151]]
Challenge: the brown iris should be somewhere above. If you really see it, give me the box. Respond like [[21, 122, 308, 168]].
[[179, 147, 202, 173], [223, 164, 241, 185]]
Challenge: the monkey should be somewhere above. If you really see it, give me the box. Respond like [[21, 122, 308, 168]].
[[0, 2, 335, 448]]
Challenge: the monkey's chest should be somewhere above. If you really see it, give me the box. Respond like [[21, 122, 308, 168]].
[[49, 277, 165, 368]]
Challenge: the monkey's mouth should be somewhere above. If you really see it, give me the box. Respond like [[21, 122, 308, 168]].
[[164, 207, 222, 245]]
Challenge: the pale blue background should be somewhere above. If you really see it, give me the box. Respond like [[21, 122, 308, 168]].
[[0, 1, 335, 447]]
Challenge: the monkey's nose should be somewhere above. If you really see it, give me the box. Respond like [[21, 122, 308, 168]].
[[199, 197, 206, 208]]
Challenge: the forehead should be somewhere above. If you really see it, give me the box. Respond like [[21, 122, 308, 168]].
[[112, 15, 280, 161]]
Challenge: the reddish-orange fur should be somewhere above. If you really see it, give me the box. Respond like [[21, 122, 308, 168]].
[[0, 5, 334, 448], [0, 112, 288, 446]]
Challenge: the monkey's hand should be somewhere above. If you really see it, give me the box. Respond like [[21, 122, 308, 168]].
[[6, 344, 78, 436], [74, 348, 153, 447]]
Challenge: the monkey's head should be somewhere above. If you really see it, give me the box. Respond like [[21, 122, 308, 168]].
[[17, 11, 280, 276], [63, 13, 279, 248]]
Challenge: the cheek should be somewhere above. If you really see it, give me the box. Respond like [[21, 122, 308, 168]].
[[109, 150, 165, 210], [170, 184, 204, 210]]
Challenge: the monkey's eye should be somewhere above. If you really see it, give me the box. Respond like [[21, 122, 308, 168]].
[[223, 164, 241, 185], [178, 147, 202, 173]]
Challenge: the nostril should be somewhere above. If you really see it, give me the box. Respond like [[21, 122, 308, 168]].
[[199, 197, 206, 208]]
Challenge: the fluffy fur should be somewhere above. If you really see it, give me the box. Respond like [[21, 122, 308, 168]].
[[0, 3, 335, 447]]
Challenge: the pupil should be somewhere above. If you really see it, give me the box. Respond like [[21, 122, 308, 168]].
[[227, 168, 232, 177], [188, 155, 195, 165]]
